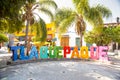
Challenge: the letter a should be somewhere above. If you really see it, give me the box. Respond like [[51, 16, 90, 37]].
[[71, 46, 79, 58]]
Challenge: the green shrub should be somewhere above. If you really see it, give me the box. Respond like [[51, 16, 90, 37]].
[[0, 34, 8, 43]]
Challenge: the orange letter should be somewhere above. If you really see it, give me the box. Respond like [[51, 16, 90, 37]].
[[71, 46, 79, 58]]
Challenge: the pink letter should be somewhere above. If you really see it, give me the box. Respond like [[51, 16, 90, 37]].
[[99, 46, 109, 61], [90, 46, 99, 60]]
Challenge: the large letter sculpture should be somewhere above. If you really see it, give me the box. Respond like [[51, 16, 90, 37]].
[[71, 46, 79, 58], [64, 46, 71, 58], [29, 46, 39, 59], [99, 46, 109, 61], [90, 46, 99, 60], [11, 46, 19, 61], [20, 46, 29, 60], [40, 46, 48, 59], [80, 46, 89, 59]]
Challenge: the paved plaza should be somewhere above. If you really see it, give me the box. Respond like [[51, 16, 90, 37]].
[[0, 59, 120, 80]]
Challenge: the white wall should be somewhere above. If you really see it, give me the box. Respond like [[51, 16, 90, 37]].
[[55, 31, 86, 47]]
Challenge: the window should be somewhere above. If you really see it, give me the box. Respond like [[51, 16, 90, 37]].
[[76, 38, 80, 48], [47, 34, 52, 41]]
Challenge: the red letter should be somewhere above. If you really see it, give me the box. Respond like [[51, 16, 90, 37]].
[[64, 46, 71, 58]]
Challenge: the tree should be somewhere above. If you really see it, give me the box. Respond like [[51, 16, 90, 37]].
[[84, 26, 120, 46], [55, 0, 111, 47], [0, 0, 26, 19], [112, 25, 120, 43], [0, 0, 26, 33], [0, 0, 27, 48], [21, 0, 57, 53], [84, 27, 113, 46]]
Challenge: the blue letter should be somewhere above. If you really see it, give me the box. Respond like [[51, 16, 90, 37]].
[[20, 46, 29, 60], [11, 46, 19, 61], [29, 46, 38, 59]]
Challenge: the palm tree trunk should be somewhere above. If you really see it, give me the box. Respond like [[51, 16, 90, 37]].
[[80, 33, 83, 47], [25, 20, 29, 47]]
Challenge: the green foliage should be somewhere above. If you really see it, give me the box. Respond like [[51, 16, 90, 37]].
[[0, 34, 8, 43], [95, 4, 112, 18], [55, 8, 74, 28], [55, 0, 111, 47], [74, 0, 89, 15], [32, 18, 47, 42], [39, 0, 57, 10], [22, 0, 57, 43], [0, 0, 26, 33], [0, 0, 26, 18], [0, 19, 8, 33], [112, 26, 120, 43], [84, 26, 120, 46]]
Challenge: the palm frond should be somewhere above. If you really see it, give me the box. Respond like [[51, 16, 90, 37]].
[[95, 4, 112, 18], [39, 0, 57, 9], [39, 18, 47, 41], [59, 15, 76, 33], [39, 7, 54, 21], [34, 17, 47, 42], [76, 0, 89, 14], [72, 0, 81, 8], [55, 8, 75, 28], [85, 7, 103, 27]]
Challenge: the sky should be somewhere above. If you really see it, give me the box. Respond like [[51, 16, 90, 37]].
[[53, 0, 120, 31]]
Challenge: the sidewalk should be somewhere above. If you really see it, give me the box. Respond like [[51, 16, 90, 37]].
[[0, 48, 12, 68], [0, 48, 12, 58]]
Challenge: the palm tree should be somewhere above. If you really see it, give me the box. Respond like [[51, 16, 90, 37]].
[[21, 0, 57, 48], [55, 0, 111, 47]]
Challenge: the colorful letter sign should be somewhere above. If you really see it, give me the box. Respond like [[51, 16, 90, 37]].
[[11, 45, 109, 62]]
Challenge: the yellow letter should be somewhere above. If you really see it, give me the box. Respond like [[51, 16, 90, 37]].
[[80, 46, 89, 59]]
